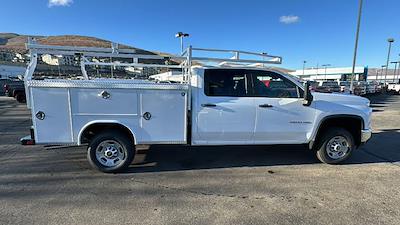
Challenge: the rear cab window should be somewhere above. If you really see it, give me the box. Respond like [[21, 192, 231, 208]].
[[204, 69, 249, 97]]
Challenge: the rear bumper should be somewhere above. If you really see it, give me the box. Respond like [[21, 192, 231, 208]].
[[361, 129, 372, 143]]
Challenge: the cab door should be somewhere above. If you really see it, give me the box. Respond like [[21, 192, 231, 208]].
[[250, 71, 316, 144], [194, 69, 256, 145]]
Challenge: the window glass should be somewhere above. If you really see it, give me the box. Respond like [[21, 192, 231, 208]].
[[204, 69, 248, 97], [251, 72, 302, 98]]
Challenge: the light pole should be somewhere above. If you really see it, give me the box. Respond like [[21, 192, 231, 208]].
[[322, 64, 331, 81], [302, 60, 307, 76], [175, 32, 190, 54], [391, 61, 399, 83], [384, 38, 395, 85], [261, 52, 268, 67], [397, 54, 400, 83], [350, 0, 363, 94], [381, 65, 387, 83], [315, 63, 319, 81]]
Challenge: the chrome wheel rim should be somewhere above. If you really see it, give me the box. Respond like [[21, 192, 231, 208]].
[[326, 136, 350, 160], [95, 140, 126, 167]]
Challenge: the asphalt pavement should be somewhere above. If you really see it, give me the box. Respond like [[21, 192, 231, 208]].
[[0, 94, 399, 225]]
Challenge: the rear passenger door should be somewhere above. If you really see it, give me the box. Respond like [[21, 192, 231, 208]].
[[194, 69, 256, 145]]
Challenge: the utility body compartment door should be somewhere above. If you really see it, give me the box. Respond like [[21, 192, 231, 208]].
[[30, 87, 73, 144], [139, 90, 187, 143]]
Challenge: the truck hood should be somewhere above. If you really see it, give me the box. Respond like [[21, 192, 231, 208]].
[[312, 92, 370, 108]]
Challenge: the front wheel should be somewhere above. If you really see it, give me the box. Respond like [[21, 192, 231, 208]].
[[87, 131, 135, 173], [315, 128, 355, 164]]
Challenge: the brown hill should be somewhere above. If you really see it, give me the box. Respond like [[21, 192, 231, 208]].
[[0, 33, 154, 55]]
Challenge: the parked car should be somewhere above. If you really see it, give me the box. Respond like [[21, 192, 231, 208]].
[[366, 81, 376, 94], [371, 81, 382, 93], [388, 83, 400, 94], [320, 81, 341, 93], [3, 79, 26, 103], [355, 82, 367, 96], [339, 81, 351, 93]]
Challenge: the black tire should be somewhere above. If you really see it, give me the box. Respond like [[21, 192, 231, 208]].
[[315, 127, 355, 164], [15, 93, 26, 103], [87, 131, 135, 173]]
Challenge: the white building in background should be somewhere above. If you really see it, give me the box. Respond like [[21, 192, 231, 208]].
[[289, 66, 367, 81], [149, 71, 183, 83], [0, 64, 26, 79], [365, 68, 399, 83], [290, 66, 400, 83], [41, 54, 76, 66], [41, 54, 62, 66]]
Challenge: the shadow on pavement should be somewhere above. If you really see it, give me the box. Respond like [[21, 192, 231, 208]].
[[124, 128, 400, 173]]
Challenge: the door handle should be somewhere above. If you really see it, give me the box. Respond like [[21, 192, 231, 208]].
[[259, 104, 273, 108], [201, 103, 217, 107]]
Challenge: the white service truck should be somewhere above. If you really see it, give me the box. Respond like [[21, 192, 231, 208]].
[[388, 83, 400, 94], [22, 42, 372, 173]]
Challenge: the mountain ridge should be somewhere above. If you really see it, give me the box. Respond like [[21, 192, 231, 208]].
[[0, 33, 154, 55]]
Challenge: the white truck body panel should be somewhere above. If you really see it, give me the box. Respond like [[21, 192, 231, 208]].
[[29, 79, 188, 145]]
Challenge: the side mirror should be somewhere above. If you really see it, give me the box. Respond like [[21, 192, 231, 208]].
[[303, 82, 313, 106]]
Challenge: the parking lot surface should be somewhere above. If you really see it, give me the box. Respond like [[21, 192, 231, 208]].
[[0, 94, 400, 225]]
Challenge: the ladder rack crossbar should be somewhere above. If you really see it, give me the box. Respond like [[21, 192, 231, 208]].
[[84, 61, 183, 69], [33, 49, 176, 60], [189, 47, 282, 64], [191, 57, 281, 65], [26, 43, 137, 54]]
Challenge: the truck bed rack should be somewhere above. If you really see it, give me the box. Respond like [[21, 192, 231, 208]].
[[25, 37, 282, 81], [24, 37, 282, 109]]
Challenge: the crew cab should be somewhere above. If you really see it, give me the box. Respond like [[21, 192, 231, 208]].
[[21, 43, 372, 173]]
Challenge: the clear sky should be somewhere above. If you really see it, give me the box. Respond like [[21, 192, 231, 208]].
[[1, 0, 400, 69]]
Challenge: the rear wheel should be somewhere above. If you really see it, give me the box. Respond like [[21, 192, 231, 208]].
[[315, 127, 354, 164], [15, 93, 26, 103], [87, 131, 135, 173]]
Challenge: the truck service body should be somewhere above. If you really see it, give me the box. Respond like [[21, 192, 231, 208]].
[[22, 41, 372, 172]]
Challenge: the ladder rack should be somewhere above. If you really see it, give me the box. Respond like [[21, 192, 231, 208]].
[[24, 37, 282, 82], [23, 37, 283, 111]]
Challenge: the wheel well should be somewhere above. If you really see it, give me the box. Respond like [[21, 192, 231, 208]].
[[314, 116, 363, 148], [80, 123, 135, 145]]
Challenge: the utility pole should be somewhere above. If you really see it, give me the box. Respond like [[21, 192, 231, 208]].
[[397, 54, 400, 83], [322, 64, 331, 81], [302, 60, 307, 76], [384, 38, 395, 85], [391, 61, 399, 82], [350, 0, 363, 94], [381, 65, 387, 83]]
